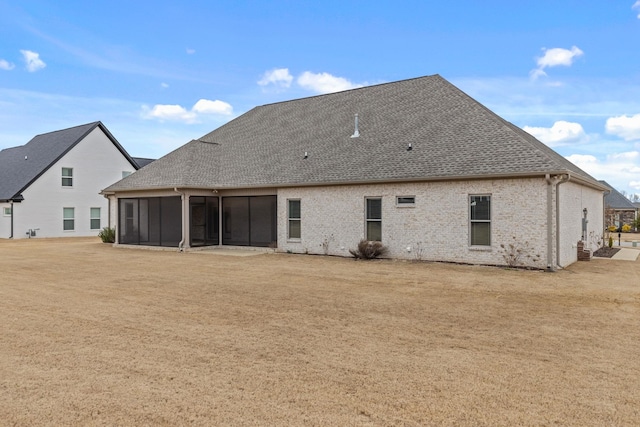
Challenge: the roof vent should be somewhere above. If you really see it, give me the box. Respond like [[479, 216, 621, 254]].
[[303, 151, 308, 159], [25, 155, 28, 160], [350, 114, 360, 138]]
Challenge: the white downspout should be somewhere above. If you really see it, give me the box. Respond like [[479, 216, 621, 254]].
[[545, 174, 569, 271], [174, 188, 186, 251], [555, 174, 570, 268]]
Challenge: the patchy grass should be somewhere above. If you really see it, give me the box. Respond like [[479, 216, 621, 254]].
[[1, 237, 639, 426]]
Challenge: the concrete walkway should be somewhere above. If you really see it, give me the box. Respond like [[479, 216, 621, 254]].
[[594, 247, 640, 261]]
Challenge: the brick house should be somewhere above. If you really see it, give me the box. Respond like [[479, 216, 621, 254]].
[[102, 75, 606, 269], [600, 181, 638, 230]]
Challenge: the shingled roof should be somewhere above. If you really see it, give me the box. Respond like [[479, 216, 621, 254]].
[[104, 75, 604, 193], [0, 122, 139, 202], [600, 181, 637, 209]]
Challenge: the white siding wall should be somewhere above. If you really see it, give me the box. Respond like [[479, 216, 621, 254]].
[[558, 181, 604, 266], [0, 203, 11, 238], [9, 128, 136, 239], [278, 178, 549, 268]]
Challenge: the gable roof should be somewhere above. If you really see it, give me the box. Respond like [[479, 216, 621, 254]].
[[600, 181, 637, 209], [104, 75, 605, 193], [0, 122, 139, 202]]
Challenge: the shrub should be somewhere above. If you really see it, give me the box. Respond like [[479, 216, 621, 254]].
[[349, 239, 388, 260], [622, 224, 632, 233], [608, 236, 614, 248], [608, 225, 618, 232], [98, 227, 116, 243], [499, 236, 541, 268]]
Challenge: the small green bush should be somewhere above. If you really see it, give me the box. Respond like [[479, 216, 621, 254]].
[[608, 236, 613, 248], [98, 227, 116, 243], [349, 239, 388, 260]]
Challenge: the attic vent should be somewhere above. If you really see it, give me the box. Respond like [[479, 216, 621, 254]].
[[350, 114, 360, 138]]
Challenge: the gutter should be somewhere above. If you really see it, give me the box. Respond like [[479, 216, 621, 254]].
[[174, 188, 186, 251], [9, 200, 14, 239], [545, 174, 569, 271]]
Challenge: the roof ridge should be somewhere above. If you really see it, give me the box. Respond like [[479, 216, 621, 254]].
[[254, 74, 442, 109], [442, 78, 600, 183]]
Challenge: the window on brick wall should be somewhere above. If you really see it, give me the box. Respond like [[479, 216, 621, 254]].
[[288, 199, 301, 239], [366, 197, 382, 241], [470, 195, 490, 246]]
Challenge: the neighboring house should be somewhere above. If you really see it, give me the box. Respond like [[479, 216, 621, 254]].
[[103, 75, 606, 270], [0, 122, 142, 239], [600, 181, 638, 230]]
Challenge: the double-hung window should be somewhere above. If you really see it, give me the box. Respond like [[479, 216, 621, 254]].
[[62, 167, 73, 187], [366, 198, 382, 241], [3, 207, 11, 216], [63, 207, 75, 231], [470, 195, 491, 246], [90, 207, 101, 230], [288, 199, 301, 239]]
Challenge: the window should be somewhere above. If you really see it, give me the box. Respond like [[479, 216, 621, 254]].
[[62, 167, 73, 187], [3, 207, 11, 216], [63, 207, 75, 231], [366, 198, 382, 241], [122, 171, 133, 178], [470, 195, 490, 246], [288, 199, 301, 239], [90, 207, 101, 230], [396, 196, 415, 207]]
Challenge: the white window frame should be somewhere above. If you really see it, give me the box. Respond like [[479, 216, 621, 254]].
[[396, 196, 416, 207], [90, 207, 101, 230], [3, 207, 11, 216], [287, 199, 301, 240], [469, 195, 491, 247], [62, 167, 73, 187], [365, 197, 382, 241], [63, 207, 75, 231]]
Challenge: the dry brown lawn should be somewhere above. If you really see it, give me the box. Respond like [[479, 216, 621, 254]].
[[1, 238, 639, 426]]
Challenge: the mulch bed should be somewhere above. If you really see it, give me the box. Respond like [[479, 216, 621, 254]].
[[593, 247, 621, 258]]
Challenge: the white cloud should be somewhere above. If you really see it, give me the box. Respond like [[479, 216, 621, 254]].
[[630, 181, 640, 190], [634, 1, 640, 18], [566, 151, 640, 191], [0, 59, 15, 70], [20, 50, 46, 72], [192, 99, 233, 115], [523, 121, 588, 147], [258, 68, 293, 88], [161, 82, 169, 88], [530, 46, 583, 80], [144, 104, 196, 122], [605, 114, 640, 141], [186, 48, 196, 54], [297, 71, 362, 94], [142, 99, 233, 123]]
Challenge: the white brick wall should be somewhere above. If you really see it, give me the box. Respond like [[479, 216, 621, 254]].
[[558, 181, 604, 266], [278, 178, 550, 268]]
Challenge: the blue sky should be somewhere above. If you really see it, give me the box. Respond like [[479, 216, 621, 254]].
[[1, 0, 640, 197]]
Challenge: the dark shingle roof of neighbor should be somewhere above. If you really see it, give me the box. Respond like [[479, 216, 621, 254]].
[[600, 181, 637, 209], [132, 157, 155, 168], [0, 122, 139, 201], [104, 75, 605, 193]]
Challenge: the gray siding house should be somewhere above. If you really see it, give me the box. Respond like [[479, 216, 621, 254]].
[[102, 75, 606, 269]]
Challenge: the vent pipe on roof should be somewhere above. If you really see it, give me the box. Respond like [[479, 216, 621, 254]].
[[350, 114, 360, 138]]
